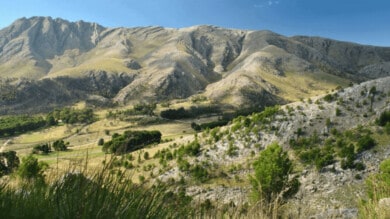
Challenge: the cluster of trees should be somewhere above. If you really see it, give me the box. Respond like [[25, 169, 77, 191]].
[[0, 107, 96, 138], [191, 120, 229, 131], [106, 103, 157, 120], [0, 115, 47, 137], [48, 108, 95, 124], [32, 140, 69, 154], [102, 130, 162, 155], [160, 106, 221, 120], [290, 132, 335, 170], [291, 127, 375, 170]]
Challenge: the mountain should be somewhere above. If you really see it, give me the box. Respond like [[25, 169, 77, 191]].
[[1, 16, 390, 114]]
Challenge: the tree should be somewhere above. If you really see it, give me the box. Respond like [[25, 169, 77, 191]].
[[0, 151, 20, 176], [32, 144, 51, 154], [52, 140, 68, 151], [97, 138, 105, 146], [46, 114, 57, 126], [17, 155, 48, 181], [143, 151, 150, 160], [250, 143, 299, 205]]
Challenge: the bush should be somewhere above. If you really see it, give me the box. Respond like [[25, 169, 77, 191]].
[[190, 164, 209, 183], [335, 108, 341, 116], [226, 142, 238, 157], [250, 143, 299, 203], [356, 134, 376, 153], [17, 155, 48, 181], [385, 123, 390, 135], [323, 94, 335, 102], [377, 110, 390, 126], [177, 158, 190, 171], [177, 140, 201, 157]]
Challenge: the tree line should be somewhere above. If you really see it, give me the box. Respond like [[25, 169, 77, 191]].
[[160, 106, 221, 120], [0, 107, 96, 138]]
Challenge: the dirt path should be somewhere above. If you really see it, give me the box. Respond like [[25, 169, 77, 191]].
[[0, 139, 12, 152]]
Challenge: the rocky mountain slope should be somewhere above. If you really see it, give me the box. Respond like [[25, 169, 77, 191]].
[[158, 76, 390, 218], [1, 16, 390, 114]]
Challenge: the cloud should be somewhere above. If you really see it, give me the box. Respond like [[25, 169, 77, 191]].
[[254, 0, 280, 8], [268, 1, 280, 6]]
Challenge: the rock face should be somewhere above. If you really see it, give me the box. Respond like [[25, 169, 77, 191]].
[[1, 17, 390, 113]]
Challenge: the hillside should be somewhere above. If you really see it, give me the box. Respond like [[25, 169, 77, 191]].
[[156, 76, 390, 217], [1, 75, 388, 218], [1, 17, 390, 114]]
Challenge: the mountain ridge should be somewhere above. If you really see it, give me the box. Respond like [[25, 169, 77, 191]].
[[1, 16, 390, 114]]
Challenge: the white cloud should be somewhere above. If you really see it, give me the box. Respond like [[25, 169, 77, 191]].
[[254, 1, 280, 8]]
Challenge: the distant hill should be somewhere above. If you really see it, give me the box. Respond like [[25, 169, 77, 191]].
[[1, 16, 389, 114]]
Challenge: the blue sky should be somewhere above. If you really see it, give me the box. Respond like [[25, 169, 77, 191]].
[[0, 0, 389, 46]]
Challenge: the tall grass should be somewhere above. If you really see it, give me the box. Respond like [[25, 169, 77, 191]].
[[0, 159, 194, 219], [358, 175, 390, 219], [358, 158, 390, 219]]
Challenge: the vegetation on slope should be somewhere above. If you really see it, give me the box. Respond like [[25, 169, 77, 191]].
[[0, 159, 194, 219]]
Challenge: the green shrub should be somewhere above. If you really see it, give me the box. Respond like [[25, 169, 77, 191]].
[[377, 110, 390, 126], [250, 143, 299, 203], [356, 134, 376, 153], [177, 140, 201, 157], [335, 108, 341, 116], [177, 158, 190, 171], [385, 122, 390, 135], [226, 142, 238, 157], [190, 164, 209, 183], [17, 155, 47, 182], [323, 94, 335, 102]]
